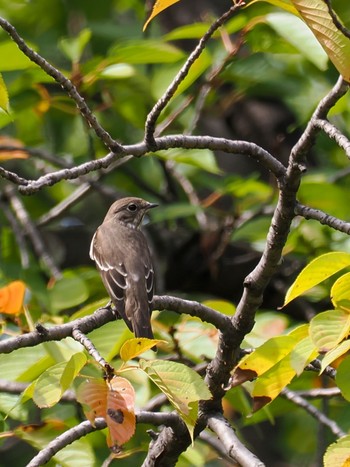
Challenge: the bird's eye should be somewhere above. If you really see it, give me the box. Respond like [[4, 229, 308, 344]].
[[127, 203, 138, 212]]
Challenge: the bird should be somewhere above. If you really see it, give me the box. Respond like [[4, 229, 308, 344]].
[[89, 197, 157, 340]]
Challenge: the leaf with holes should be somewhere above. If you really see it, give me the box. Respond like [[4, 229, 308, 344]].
[[119, 338, 165, 361], [106, 376, 136, 448]]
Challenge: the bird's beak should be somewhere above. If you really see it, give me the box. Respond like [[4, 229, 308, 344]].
[[146, 202, 158, 210]]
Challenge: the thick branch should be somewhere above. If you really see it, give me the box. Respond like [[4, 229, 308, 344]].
[[207, 414, 265, 467]]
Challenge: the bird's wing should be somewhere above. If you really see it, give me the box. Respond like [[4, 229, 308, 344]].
[[90, 228, 131, 329]]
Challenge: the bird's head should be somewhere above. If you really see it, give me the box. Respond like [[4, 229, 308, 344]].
[[105, 197, 158, 229]]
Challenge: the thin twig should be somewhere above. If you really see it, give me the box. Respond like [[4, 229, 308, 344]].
[[323, 0, 350, 40], [144, 2, 245, 146], [0, 198, 30, 268], [0, 17, 124, 154], [296, 202, 350, 235], [3, 185, 61, 279], [281, 388, 346, 438]]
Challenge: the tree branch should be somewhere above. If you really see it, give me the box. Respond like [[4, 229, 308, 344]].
[[144, 2, 245, 146], [296, 202, 350, 235], [281, 388, 346, 438], [0, 17, 124, 154], [207, 414, 265, 467]]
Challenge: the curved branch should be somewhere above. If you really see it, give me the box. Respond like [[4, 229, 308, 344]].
[[10, 136, 284, 194], [0, 17, 124, 154], [26, 418, 107, 467], [281, 388, 346, 438], [207, 414, 265, 467], [144, 2, 244, 146], [0, 295, 227, 354]]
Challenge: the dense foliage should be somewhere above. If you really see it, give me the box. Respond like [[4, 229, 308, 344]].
[[0, 0, 350, 466]]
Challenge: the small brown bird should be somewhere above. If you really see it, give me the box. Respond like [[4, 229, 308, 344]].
[[90, 197, 157, 339]]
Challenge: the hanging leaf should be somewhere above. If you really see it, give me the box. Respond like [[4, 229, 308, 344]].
[[309, 309, 350, 352], [140, 359, 211, 441], [324, 434, 350, 467], [33, 352, 87, 408], [77, 378, 108, 424], [77, 376, 136, 448], [230, 335, 296, 387], [291, 0, 350, 81], [284, 252, 350, 306], [331, 272, 350, 312], [321, 340, 350, 374], [0, 280, 26, 315], [0, 74, 9, 113], [144, 0, 182, 31], [251, 356, 297, 411], [106, 376, 136, 448], [119, 338, 165, 361]]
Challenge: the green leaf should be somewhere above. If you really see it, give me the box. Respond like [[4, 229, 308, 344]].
[[156, 148, 220, 174], [321, 339, 350, 374], [0, 74, 9, 113], [150, 203, 201, 222], [284, 252, 350, 306], [335, 356, 350, 402], [0, 40, 37, 71], [48, 270, 89, 312], [60, 352, 87, 392], [59, 28, 92, 64], [309, 309, 350, 352], [33, 352, 86, 408], [109, 40, 184, 64], [331, 272, 350, 311], [99, 63, 135, 79], [140, 359, 211, 441], [324, 435, 350, 467], [266, 12, 328, 70], [289, 329, 318, 375], [292, 0, 350, 81]]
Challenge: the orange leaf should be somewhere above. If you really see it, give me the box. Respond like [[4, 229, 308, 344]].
[[0, 280, 26, 315], [144, 0, 181, 31], [76, 379, 108, 424], [106, 376, 136, 448], [0, 136, 28, 161], [77, 376, 136, 449]]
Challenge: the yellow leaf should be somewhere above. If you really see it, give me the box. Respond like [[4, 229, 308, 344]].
[[0, 73, 9, 113], [0, 280, 26, 315], [144, 0, 181, 31], [231, 335, 296, 387], [251, 356, 296, 411], [119, 338, 165, 361], [284, 252, 350, 306], [309, 309, 350, 352], [331, 272, 350, 311], [292, 0, 350, 81]]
